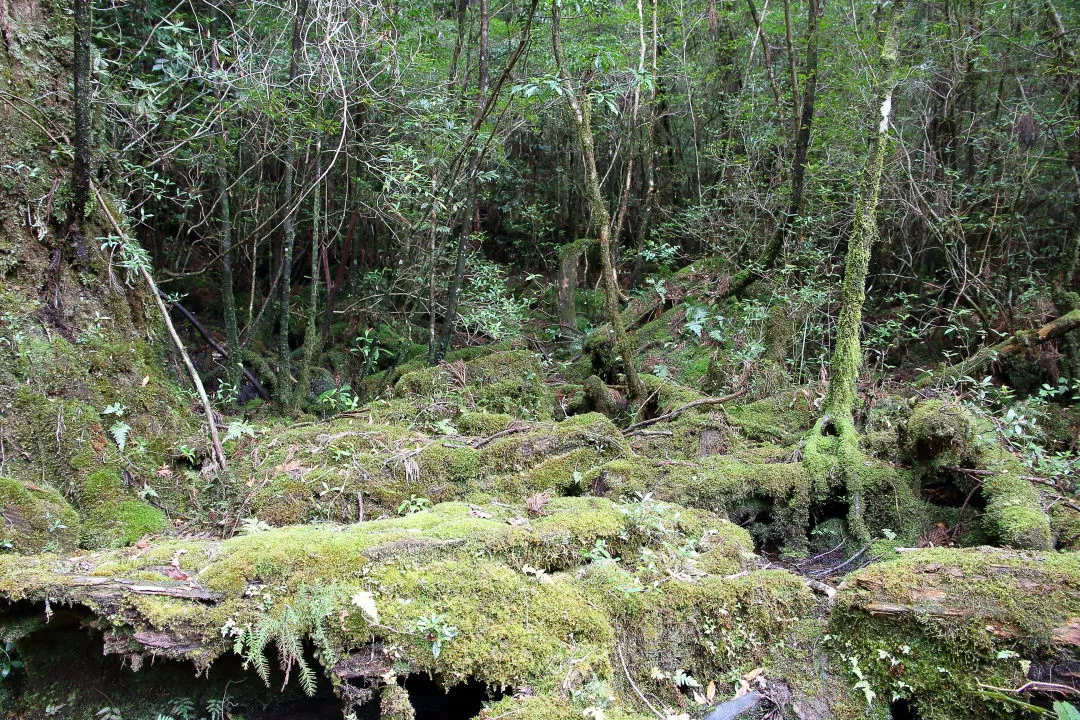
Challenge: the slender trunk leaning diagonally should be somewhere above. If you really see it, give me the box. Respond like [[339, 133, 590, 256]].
[[729, 0, 822, 297], [552, 1, 646, 404]]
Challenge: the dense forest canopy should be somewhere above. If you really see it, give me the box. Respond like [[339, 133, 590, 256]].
[[0, 0, 1078, 717]]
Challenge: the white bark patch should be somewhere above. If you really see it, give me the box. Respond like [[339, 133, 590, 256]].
[[878, 94, 893, 133]]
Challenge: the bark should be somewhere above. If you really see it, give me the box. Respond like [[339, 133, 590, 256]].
[[552, 1, 646, 403]]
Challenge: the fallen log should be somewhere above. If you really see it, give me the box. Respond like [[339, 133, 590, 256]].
[[929, 310, 1080, 385]]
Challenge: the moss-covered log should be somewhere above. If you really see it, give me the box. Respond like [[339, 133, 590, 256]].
[[831, 548, 1080, 720]]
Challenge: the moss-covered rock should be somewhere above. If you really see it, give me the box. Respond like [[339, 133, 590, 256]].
[[78, 468, 168, 548], [0, 477, 81, 553]]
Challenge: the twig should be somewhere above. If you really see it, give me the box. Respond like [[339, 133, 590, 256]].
[[616, 643, 664, 719], [471, 424, 530, 449], [623, 389, 748, 433], [812, 545, 868, 577], [92, 184, 227, 470]]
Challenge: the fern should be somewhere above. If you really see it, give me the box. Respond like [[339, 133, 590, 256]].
[[109, 421, 131, 452], [234, 586, 342, 697]]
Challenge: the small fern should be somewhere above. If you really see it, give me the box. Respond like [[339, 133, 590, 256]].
[[109, 421, 131, 452], [234, 586, 342, 696]]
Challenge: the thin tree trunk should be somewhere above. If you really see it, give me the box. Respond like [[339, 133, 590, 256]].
[[552, 0, 646, 404], [630, 0, 659, 290], [823, 0, 906, 417], [297, 134, 322, 408], [729, 0, 821, 297], [276, 0, 309, 405], [68, 0, 92, 237]]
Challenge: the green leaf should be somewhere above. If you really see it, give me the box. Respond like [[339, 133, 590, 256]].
[[1054, 702, 1080, 720], [109, 421, 131, 452]]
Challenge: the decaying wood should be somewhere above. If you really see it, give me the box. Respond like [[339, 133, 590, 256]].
[[933, 310, 1080, 384], [61, 575, 222, 602]]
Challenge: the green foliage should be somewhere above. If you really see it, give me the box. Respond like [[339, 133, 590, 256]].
[[412, 612, 460, 659]]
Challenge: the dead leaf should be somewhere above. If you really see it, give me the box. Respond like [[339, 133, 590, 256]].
[[141, 375, 150, 387], [165, 567, 190, 581], [705, 681, 716, 702], [524, 491, 552, 517]]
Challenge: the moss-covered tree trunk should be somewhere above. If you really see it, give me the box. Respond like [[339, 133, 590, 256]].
[[823, 8, 903, 418], [552, 1, 646, 404], [804, 1, 906, 545]]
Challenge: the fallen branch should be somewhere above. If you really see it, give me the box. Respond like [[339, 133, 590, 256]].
[[930, 310, 1080, 385], [92, 184, 228, 471], [471, 423, 531, 449], [624, 390, 747, 434]]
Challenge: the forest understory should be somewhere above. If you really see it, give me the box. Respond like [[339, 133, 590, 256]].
[[1, 0, 1079, 718]]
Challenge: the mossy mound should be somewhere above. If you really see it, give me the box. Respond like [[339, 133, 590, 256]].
[[393, 350, 556, 421], [78, 468, 168, 548], [0, 477, 81, 553], [831, 547, 1080, 720], [898, 400, 1052, 550], [237, 412, 630, 526]]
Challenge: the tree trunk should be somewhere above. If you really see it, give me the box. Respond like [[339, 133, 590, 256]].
[[276, 0, 309, 405], [67, 0, 92, 238], [552, 1, 646, 404], [804, 0, 906, 546], [822, 2, 904, 418], [729, 0, 821, 297], [630, 0, 659, 290], [297, 135, 322, 408]]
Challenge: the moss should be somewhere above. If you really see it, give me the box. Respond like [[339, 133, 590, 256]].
[[0, 477, 80, 553], [78, 468, 167, 548], [394, 350, 555, 421], [380, 681, 416, 720], [830, 548, 1080, 720], [457, 411, 514, 436], [898, 401, 1052, 550]]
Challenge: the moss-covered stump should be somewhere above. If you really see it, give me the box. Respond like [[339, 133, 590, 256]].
[[830, 547, 1080, 720], [0, 477, 81, 553], [0, 497, 847, 719], [898, 400, 1052, 550]]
